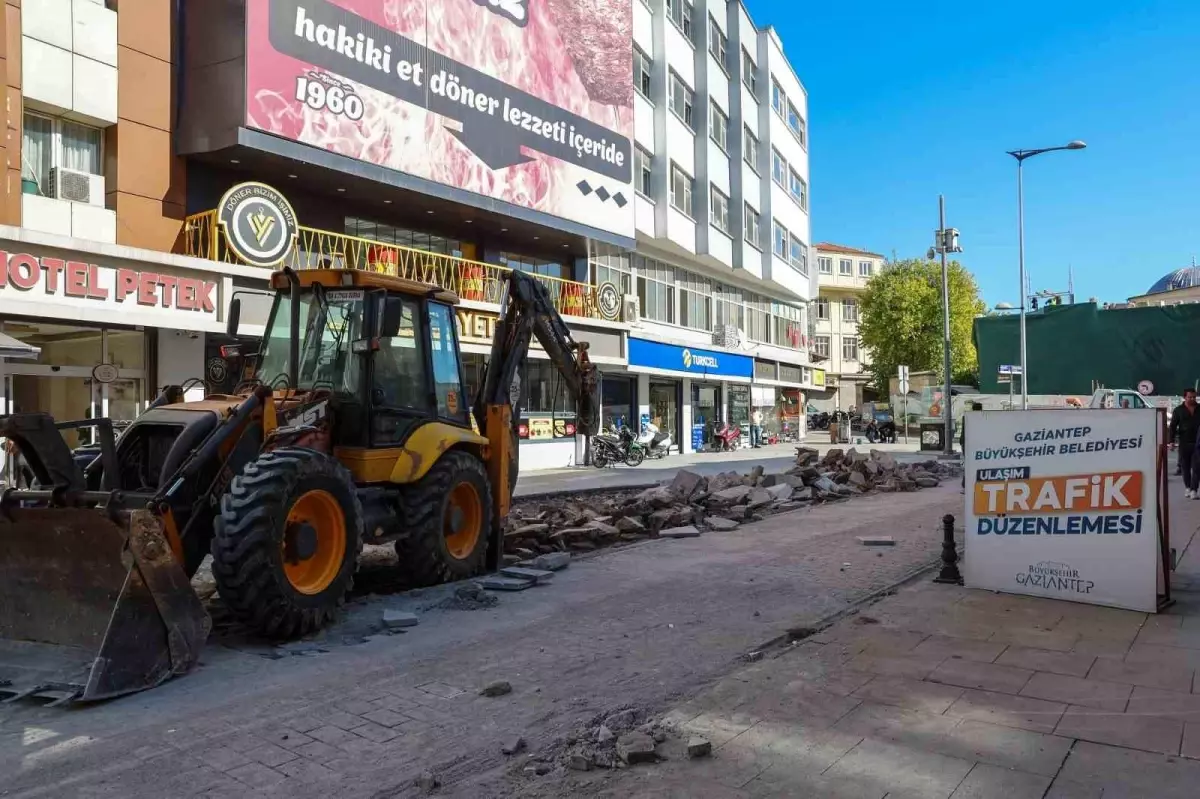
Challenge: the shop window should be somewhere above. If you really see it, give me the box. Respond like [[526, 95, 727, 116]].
[[648, 382, 678, 444], [602, 375, 635, 432], [523, 360, 574, 415], [498, 252, 569, 280], [691, 382, 719, 447], [21, 113, 102, 197], [727, 384, 750, 428], [428, 304, 466, 423]]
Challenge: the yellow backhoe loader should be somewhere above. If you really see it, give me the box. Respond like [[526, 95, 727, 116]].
[[0, 267, 599, 704]]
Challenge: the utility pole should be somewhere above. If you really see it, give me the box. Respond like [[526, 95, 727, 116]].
[[929, 196, 962, 457]]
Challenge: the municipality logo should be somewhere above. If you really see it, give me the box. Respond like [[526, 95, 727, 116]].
[[218, 182, 298, 268]]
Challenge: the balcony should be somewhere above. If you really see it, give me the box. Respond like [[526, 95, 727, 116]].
[[184, 210, 609, 321]]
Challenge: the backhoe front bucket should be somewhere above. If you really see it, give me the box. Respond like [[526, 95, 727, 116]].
[[0, 507, 210, 704]]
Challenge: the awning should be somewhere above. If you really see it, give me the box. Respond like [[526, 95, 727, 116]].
[[0, 331, 40, 360]]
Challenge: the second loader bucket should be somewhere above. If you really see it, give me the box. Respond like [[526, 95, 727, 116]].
[[0, 507, 211, 705]]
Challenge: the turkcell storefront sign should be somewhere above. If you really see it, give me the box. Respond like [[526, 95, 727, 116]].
[[963, 409, 1160, 613], [628, 338, 752, 379], [245, 0, 634, 238]]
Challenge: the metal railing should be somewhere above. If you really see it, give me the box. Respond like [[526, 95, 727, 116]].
[[184, 210, 606, 320]]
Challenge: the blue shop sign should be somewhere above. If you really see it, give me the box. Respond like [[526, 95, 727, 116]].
[[628, 338, 753, 379]]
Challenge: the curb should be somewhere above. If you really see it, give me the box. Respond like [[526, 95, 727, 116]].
[[746, 556, 946, 659], [514, 481, 663, 501]]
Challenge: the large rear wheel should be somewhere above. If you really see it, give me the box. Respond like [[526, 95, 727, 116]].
[[211, 448, 362, 639], [394, 450, 492, 587]]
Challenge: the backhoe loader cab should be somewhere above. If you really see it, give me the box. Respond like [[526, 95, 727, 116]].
[[0, 267, 598, 703]]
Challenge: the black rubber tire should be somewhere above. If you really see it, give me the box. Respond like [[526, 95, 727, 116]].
[[394, 450, 493, 587], [211, 447, 363, 640], [593, 447, 610, 468], [625, 447, 645, 467]]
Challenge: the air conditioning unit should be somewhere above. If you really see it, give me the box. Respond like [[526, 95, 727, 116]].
[[622, 295, 640, 325], [49, 168, 105, 206]]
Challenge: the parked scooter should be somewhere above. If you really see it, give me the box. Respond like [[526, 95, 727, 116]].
[[592, 426, 641, 468], [711, 422, 743, 451], [636, 421, 672, 459]]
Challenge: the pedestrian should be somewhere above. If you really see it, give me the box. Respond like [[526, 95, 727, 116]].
[[751, 408, 764, 448], [1169, 389, 1200, 498]]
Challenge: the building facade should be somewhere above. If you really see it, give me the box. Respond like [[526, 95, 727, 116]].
[[612, 0, 819, 451], [811, 243, 884, 411], [1, 0, 819, 472]]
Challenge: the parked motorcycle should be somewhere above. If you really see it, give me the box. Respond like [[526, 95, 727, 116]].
[[592, 426, 642, 468], [636, 422, 672, 459], [808, 411, 831, 431]]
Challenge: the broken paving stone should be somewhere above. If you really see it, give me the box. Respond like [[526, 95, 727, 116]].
[[596, 725, 615, 744], [669, 469, 708, 500], [616, 732, 657, 765], [569, 540, 597, 551], [501, 554, 522, 566], [415, 771, 439, 792], [568, 753, 594, 771], [764, 483, 793, 501], [652, 730, 668, 743], [707, 516, 739, 531], [687, 737, 713, 759], [499, 566, 555, 584], [637, 486, 678, 509], [510, 523, 550, 537], [915, 476, 939, 488], [847, 471, 869, 489], [533, 552, 571, 571], [502, 736, 526, 755], [857, 536, 895, 547], [744, 651, 764, 662], [480, 576, 534, 591], [587, 520, 621, 537], [709, 485, 753, 506], [381, 610, 419, 629], [615, 516, 646, 534], [659, 525, 702, 539], [481, 680, 513, 697], [746, 488, 774, 509], [552, 526, 597, 540]]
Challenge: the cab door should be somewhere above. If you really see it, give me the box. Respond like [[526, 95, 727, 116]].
[[426, 303, 470, 429]]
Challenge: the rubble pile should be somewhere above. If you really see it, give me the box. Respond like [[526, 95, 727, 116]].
[[503, 448, 959, 559]]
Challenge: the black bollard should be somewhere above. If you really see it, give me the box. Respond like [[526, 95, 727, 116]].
[[933, 513, 962, 585]]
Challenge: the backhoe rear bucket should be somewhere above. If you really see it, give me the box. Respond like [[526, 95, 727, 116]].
[[0, 507, 210, 704]]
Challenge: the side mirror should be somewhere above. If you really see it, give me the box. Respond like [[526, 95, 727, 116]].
[[227, 297, 241, 337]]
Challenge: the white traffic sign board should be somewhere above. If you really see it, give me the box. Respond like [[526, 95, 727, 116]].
[[963, 408, 1160, 613]]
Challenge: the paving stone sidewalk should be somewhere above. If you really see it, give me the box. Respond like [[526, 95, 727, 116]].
[[532, 477, 1200, 798]]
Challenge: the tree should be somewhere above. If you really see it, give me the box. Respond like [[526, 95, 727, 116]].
[[858, 258, 987, 391]]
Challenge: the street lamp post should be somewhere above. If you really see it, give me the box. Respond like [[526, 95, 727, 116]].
[[1006, 141, 1087, 409]]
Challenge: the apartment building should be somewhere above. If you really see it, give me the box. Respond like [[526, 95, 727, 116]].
[[0, 0, 821, 471], [811, 243, 885, 411], [614, 0, 820, 451]]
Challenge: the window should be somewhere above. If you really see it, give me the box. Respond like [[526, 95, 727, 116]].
[[679, 269, 711, 330], [842, 337, 859, 361], [859, 260, 873, 277], [713, 283, 744, 330], [746, 293, 771, 344], [428, 304, 466, 422], [591, 245, 632, 296], [789, 235, 808, 274], [709, 102, 728, 151], [498, 252, 569, 280], [743, 126, 759, 172], [788, 168, 807, 211], [635, 145, 653, 197], [636, 256, 676, 324], [771, 148, 786, 186], [842, 298, 859, 322], [787, 101, 806, 148], [709, 185, 730, 234], [666, 0, 694, 40], [373, 296, 429, 442], [818, 256, 833, 274], [743, 203, 761, 248], [344, 218, 463, 256], [771, 79, 785, 116], [669, 71, 694, 129], [741, 48, 757, 94], [669, 163, 694, 216], [524, 360, 576, 416], [708, 15, 727, 67], [839, 258, 853, 276], [772, 220, 788, 259], [772, 302, 805, 350], [813, 335, 831, 358], [21, 113, 103, 197], [815, 298, 829, 319], [634, 47, 653, 98]]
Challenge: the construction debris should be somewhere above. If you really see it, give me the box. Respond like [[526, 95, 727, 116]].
[[616, 732, 658, 764], [502, 450, 959, 560], [502, 736, 526, 755], [381, 610, 420, 629], [857, 535, 896, 547], [481, 680, 513, 697], [687, 736, 713, 758]]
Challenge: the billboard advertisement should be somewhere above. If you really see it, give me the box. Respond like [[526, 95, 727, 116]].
[[245, 0, 634, 239]]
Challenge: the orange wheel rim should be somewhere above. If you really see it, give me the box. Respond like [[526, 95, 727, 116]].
[[282, 489, 347, 594], [444, 482, 483, 560]]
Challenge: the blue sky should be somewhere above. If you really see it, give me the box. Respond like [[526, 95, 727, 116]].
[[745, 0, 1200, 307]]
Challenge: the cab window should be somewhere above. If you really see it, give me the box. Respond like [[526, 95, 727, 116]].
[[371, 296, 432, 445], [428, 303, 467, 424]]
